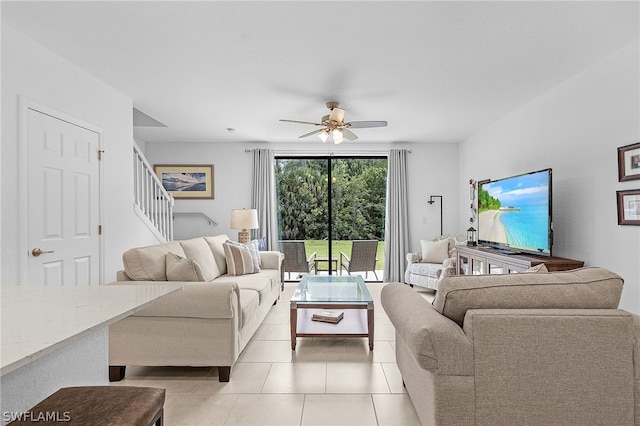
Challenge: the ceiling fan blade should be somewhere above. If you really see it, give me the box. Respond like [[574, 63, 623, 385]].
[[328, 107, 345, 123], [347, 120, 388, 128], [280, 119, 321, 125], [342, 129, 358, 141], [299, 129, 324, 138]]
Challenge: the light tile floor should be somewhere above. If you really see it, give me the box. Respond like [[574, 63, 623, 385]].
[[112, 283, 435, 425]]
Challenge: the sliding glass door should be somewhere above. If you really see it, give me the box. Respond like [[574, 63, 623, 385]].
[[275, 157, 386, 281]]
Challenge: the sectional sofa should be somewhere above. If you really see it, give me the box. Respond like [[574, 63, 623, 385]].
[[108, 234, 283, 382]]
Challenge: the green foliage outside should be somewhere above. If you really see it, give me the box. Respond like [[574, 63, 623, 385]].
[[478, 186, 501, 213], [275, 158, 387, 241], [305, 240, 385, 271]]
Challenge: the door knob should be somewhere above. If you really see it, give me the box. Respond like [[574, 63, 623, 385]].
[[31, 248, 54, 257]]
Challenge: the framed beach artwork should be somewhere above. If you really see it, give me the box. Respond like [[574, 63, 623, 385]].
[[618, 142, 640, 182], [617, 189, 640, 226], [154, 164, 214, 199]]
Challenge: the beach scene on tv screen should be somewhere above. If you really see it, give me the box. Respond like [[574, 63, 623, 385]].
[[478, 171, 550, 252]]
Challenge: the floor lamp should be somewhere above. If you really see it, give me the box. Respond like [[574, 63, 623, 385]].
[[427, 195, 443, 236]]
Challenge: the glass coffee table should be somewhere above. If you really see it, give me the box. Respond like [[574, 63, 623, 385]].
[[290, 275, 374, 350]]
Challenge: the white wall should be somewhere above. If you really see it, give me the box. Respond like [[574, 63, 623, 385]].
[[459, 42, 640, 314], [144, 141, 460, 250], [1, 26, 159, 285]]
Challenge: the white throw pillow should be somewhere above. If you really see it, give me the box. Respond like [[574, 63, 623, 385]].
[[420, 239, 450, 263], [165, 252, 207, 282], [122, 241, 186, 281], [180, 237, 221, 281], [204, 234, 230, 275]]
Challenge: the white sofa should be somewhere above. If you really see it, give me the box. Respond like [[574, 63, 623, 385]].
[[405, 234, 467, 290], [108, 235, 282, 382]]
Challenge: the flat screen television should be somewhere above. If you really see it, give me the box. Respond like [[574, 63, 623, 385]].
[[477, 168, 552, 256]]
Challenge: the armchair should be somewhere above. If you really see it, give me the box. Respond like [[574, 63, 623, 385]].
[[405, 234, 466, 290]]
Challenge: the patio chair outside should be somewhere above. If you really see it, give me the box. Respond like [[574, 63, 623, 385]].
[[279, 240, 317, 280], [340, 240, 379, 280]]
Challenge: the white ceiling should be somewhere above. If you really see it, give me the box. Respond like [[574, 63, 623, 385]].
[[2, 1, 638, 144]]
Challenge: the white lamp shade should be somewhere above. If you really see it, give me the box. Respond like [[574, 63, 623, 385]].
[[230, 209, 259, 230]]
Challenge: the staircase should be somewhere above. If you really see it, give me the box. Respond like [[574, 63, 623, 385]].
[[133, 143, 174, 241]]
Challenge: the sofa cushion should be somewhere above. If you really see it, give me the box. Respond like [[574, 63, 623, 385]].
[[129, 281, 238, 319], [214, 272, 274, 304], [180, 237, 221, 281], [420, 239, 449, 263], [239, 289, 259, 328], [223, 241, 260, 276], [122, 242, 186, 281], [433, 267, 624, 326], [204, 235, 230, 274], [165, 252, 206, 282], [408, 262, 442, 279], [523, 263, 549, 273], [246, 240, 262, 267]]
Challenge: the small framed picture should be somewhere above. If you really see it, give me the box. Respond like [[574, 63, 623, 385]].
[[617, 189, 640, 225], [154, 164, 214, 199], [617, 142, 640, 182]]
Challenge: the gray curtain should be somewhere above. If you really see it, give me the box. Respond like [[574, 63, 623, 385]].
[[251, 149, 279, 250], [383, 149, 410, 283]]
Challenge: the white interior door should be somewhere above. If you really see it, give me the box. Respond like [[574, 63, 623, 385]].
[[27, 108, 101, 286]]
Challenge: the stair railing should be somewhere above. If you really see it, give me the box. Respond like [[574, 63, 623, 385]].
[[133, 143, 174, 241]]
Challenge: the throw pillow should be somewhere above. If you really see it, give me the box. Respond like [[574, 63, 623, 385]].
[[420, 239, 449, 263], [223, 240, 261, 276], [165, 252, 207, 282], [122, 241, 186, 281], [246, 239, 262, 268], [523, 263, 549, 273], [253, 237, 267, 251], [203, 234, 230, 275], [179, 237, 221, 281]]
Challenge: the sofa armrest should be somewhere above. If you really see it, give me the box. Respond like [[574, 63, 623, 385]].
[[259, 251, 284, 271], [116, 270, 131, 281], [381, 283, 473, 375], [406, 252, 422, 264], [107, 280, 240, 319]]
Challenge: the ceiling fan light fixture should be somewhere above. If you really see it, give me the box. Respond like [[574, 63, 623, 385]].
[[318, 130, 329, 143], [332, 129, 344, 144]]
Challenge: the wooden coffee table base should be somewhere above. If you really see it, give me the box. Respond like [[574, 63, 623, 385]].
[[290, 302, 374, 351]]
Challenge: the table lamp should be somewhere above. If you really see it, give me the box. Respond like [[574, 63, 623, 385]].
[[230, 208, 259, 243]]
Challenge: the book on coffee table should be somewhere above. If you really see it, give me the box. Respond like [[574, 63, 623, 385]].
[[312, 311, 344, 324]]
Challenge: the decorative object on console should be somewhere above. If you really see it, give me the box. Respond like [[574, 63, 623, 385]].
[[616, 189, 640, 225], [230, 208, 259, 243], [154, 164, 214, 199], [427, 195, 443, 236], [466, 227, 477, 246], [469, 179, 477, 226], [617, 142, 640, 182]]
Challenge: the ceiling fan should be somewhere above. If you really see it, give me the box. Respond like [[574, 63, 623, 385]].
[[280, 101, 387, 144]]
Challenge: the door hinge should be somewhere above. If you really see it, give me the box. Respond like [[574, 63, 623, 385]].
[[98, 150, 105, 160], [98, 225, 103, 235]]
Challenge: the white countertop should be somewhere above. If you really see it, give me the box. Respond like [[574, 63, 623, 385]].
[[1, 284, 182, 375]]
